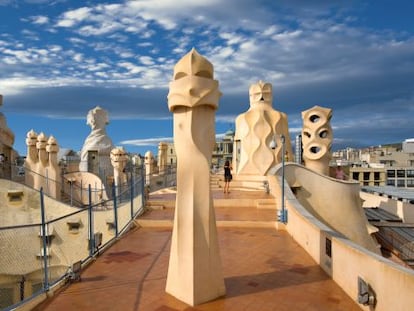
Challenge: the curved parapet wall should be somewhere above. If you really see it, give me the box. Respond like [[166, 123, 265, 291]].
[[301, 106, 332, 175], [269, 163, 379, 253], [267, 163, 414, 311]]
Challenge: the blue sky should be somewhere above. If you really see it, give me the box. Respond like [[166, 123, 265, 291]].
[[0, 0, 413, 157]]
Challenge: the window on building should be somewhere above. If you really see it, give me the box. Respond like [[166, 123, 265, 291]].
[[397, 179, 405, 187], [397, 170, 406, 178], [407, 170, 414, 178], [352, 172, 359, 181], [363, 172, 370, 180], [387, 179, 395, 186], [407, 179, 414, 188], [374, 172, 380, 180], [387, 170, 395, 178]]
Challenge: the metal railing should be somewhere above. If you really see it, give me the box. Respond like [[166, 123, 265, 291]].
[[375, 226, 414, 267], [0, 172, 146, 311], [0, 162, 179, 310]]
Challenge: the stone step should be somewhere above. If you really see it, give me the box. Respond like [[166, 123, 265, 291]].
[[136, 219, 173, 228], [256, 199, 276, 209], [146, 200, 175, 208], [136, 219, 277, 229], [146, 205, 165, 210]]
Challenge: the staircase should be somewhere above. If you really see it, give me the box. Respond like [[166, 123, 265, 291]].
[[210, 173, 223, 190]]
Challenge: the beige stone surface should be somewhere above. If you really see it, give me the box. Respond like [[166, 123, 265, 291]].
[[110, 146, 128, 187], [158, 142, 168, 174], [234, 81, 292, 176], [24, 130, 60, 199], [79, 106, 114, 174], [270, 162, 379, 253], [63, 171, 109, 205], [45, 136, 61, 199], [165, 48, 225, 306], [301, 105, 332, 175], [0, 94, 15, 149], [24, 129, 37, 188], [144, 150, 154, 185]]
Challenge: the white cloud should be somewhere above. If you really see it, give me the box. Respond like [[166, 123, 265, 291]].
[[95, 71, 109, 78], [68, 37, 87, 45], [56, 7, 92, 27], [119, 51, 134, 58], [272, 30, 302, 41], [118, 61, 146, 75], [262, 25, 280, 37], [21, 29, 39, 40], [139, 56, 155, 66], [0, 76, 82, 95], [48, 45, 62, 52], [2, 48, 42, 64], [219, 32, 245, 45], [85, 63, 110, 71], [120, 131, 232, 148], [138, 42, 153, 47], [31, 15, 49, 25], [3, 56, 17, 65], [142, 68, 162, 80], [120, 136, 173, 147], [78, 21, 122, 36], [73, 53, 83, 62]]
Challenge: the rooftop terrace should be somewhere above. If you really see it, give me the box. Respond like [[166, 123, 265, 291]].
[[32, 189, 360, 311]]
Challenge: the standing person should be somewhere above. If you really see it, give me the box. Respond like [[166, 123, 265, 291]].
[[335, 166, 346, 180], [223, 160, 232, 194]]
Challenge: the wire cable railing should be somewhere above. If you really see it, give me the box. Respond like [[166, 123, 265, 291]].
[[0, 169, 149, 310], [0, 162, 178, 310]]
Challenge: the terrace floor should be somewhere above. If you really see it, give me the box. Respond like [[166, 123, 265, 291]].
[[33, 189, 361, 311]]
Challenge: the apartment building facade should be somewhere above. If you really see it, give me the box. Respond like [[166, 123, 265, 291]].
[[332, 139, 414, 188]]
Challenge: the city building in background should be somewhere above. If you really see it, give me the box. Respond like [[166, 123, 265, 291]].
[[212, 129, 234, 169], [332, 138, 414, 188]]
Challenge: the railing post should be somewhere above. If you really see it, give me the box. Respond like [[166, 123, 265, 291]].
[[141, 165, 146, 207], [39, 188, 49, 291], [280, 135, 287, 223], [70, 180, 73, 207], [88, 184, 94, 257], [119, 180, 122, 204], [112, 182, 119, 237], [130, 170, 134, 218]]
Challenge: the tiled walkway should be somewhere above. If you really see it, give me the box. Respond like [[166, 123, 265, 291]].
[[33, 190, 360, 311]]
